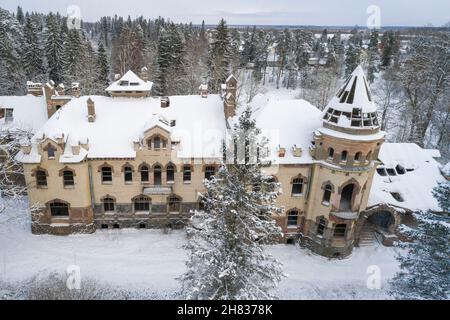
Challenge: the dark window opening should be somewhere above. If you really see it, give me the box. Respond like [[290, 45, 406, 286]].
[[168, 196, 181, 212], [287, 211, 299, 227], [391, 192, 404, 202], [101, 224, 108, 229], [334, 224, 347, 238], [103, 197, 115, 212], [139, 223, 147, 229], [396, 165, 406, 175], [47, 146, 56, 159], [323, 185, 332, 204], [292, 178, 304, 196], [339, 91, 349, 103], [328, 148, 334, 159], [355, 152, 362, 162], [377, 168, 387, 176], [101, 167, 113, 183], [317, 218, 326, 236], [346, 77, 358, 104], [167, 165, 175, 182], [36, 170, 47, 187], [124, 167, 133, 183], [340, 184, 355, 211], [154, 166, 162, 185], [386, 168, 397, 176], [183, 165, 192, 182], [351, 120, 361, 127], [364, 78, 372, 101], [134, 196, 150, 212], [63, 170, 74, 187], [154, 136, 161, 149], [113, 224, 120, 229], [341, 151, 348, 162], [140, 166, 149, 182], [205, 166, 216, 180], [50, 202, 69, 217]]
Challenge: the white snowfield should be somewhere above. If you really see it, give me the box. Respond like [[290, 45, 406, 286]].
[[0, 198, 399, 300]]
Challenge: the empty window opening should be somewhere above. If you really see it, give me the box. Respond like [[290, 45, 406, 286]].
[[168, 196, 181, 212], [396, 165, 406, 175], [292, 178, 304, 196], [334, 224, 347, 238], [154, 166, 162, 185], [355, 152, 362, 162], [183, 165, 192, 183], [101, 224, 108, 229], [287, 210, 299, 227], [63, 170, 74, 187], [341, 151, 348, 162], [166, 165, 175, 182], [134, 196, 150, 212], [317, 218, 326, 236], [47, 145, 56, 159], [36, 170, 48, 187], [113, 224, 120, 229], [50, 202, 69, 217], [323, 185, 333, 204], [328, 148, 335, 159], [377, 168, 387, 176], [205, 166, 216, 180], [124, 166, 133, 183], [103, 197, 115, 212], [140, 165, 149, 182], [339, 184, 355, 211], [101, 167, 113, 183], [386, 168, 397, 176], [391, 192, 404, 202], [139, 223, 147, 229]]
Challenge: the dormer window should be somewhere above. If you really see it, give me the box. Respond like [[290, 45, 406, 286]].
[[119, 80, 129, 86], [154, 137, 161, 150], [47, 145, 56, 159], [130, 82, 139, 86], [148, 135, 167, 150]]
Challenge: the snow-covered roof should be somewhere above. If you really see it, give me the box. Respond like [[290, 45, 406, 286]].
[[251, 93, 323, 164], [105, 70, 153, 93], [368, 143, 445, 212], [20, 95, 226, 162], [323, 65, 377, 115], [0, 95, 48, 133]]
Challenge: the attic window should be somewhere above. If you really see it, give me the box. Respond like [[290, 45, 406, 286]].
[[47, 145, 56, 159], [130, 82, 139, 86], [119, 81, 129, 86], [396, 165, 406, 175], [364, 78, 372, 102], [386, 168, 397, 176], [346, 77, 358, 104], [377, 168, 387, 176], [170, 120, 176, 127]]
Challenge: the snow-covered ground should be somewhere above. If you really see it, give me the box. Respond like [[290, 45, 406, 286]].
[[0, 198, 399, 300]]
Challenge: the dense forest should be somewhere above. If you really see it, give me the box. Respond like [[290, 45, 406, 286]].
[[0, 6, 449, 161]]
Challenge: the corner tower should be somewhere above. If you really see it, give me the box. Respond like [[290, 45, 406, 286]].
[[306, 65, 385, 258]]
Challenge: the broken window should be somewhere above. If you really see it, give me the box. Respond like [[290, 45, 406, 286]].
[[287, 210, 299, 227], [36, 170, 47, 188], [63, 170, 74, 187], [103, 197, 115, 212], [101, 167, 113, 183], [134, 196, 150, 212], [323, 184, 333, 204], [124, 166, 133, 183], [154, 165, 162, 185], [140, 165, 149, 182], [183, 165, 192, 183], [168, 195, 181, 212], [205, 166, 216, 180], [166, 164, 175, 182], [317, 218, 326, 236], [328, 148, 334, 159], [49, 201, 69, 217], [292, 178, 304, 196]]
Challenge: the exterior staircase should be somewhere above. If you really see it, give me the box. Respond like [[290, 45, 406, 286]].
[[358, 223, 379, 247]]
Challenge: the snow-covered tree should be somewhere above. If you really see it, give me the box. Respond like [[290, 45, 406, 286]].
[[389, 181, 450, 300], [96, 41, 110, 92], [0, 8, 26, 95], [367, 30, 379, 83], [207, 19, 232, 93], [180, 107, 284, 300], [45, 13, 64, 84], [345, 42, 362, 77], [22, 17, 46, 82]]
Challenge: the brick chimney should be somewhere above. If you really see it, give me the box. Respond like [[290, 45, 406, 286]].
[[56, 83, 65, 96], [224, 75, 237, 118], [140, 66, 149, 82], [87, 98, 96, 122]]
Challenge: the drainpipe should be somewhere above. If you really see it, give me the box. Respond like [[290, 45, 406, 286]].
[[88, 162, 95, 210]]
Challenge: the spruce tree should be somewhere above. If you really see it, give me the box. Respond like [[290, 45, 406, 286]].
[[345, 42, 362, 77], [389, 181, 450, 300], [207, 18, 232, 92], [16, 6, 25, 24], [180, 107, 284, 300], [62, 29, 84, 84], [22, 17, 46, 82], [96, 41, 110, 92], [45, 13, 64, 84], [367, 30, 380, 83]]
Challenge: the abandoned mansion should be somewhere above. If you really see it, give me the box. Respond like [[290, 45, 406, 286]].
[[2, 65, 445, 258]]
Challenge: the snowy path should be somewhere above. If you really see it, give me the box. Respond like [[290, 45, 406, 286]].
[[0, 199, 399, 299]]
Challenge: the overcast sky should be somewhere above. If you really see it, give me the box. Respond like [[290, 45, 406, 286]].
[[1, 0, 449, 26]]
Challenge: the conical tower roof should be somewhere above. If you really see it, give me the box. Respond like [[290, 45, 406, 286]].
[[322, 65, 380, 131]]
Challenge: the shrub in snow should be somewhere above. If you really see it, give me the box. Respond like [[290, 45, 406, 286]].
[[179, 107, 284, 300]]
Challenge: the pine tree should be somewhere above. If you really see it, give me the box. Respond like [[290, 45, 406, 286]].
[[180, 107, 284, 300], [207, 18, 232, 93], [389, 181, 450, 300], [345, 42, 362, 77], [22, 17, 46, 82], [96, 41, 110, 92], [62, 29, 84, 84], [0, 8, 26, 95], [45, 13, 64, 84], [16, 6, 25, 24]]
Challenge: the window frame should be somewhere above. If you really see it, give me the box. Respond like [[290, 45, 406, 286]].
[[133, 196, 151, 213], [183, 165, 192, 183], [49, 201, 70, 217], [291, 178, 304, 197], [287, 210, 299, 227], [62, 170, 75, 188], [101, 166, 113, 184], [36, 170, 48, 188], [103, 197, 116, 213]]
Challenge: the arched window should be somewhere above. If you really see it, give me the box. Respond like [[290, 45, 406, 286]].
[[291, 178, 304, 196], [166, 164, 175, 182], [168, 195, 182, 213], [49, 201, 69, 217], [62, 170, 74, 187], [36, 170, 48, 188], [323, 184, 333, 204], [154, 165, 162, 185], [103, 197, 115, 212], [354, 152, 362, 162], [101, 167, 113, 183], [341, 150, 348, 162], [204, 166, 216, 180], [134, 196, 151, 212], [140, 165, 149, 182], [124, 166, 133, 183], [328, 147, 334, 159], [287, 210, 299, 227], [366, 151, 373, 162]]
